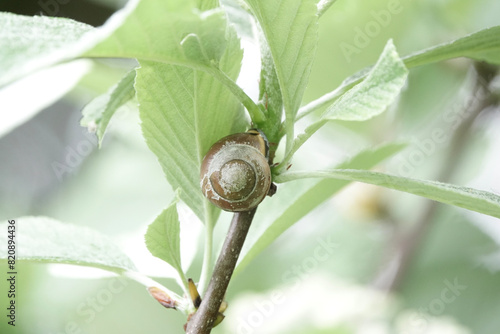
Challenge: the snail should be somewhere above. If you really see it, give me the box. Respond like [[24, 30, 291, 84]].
[[200, 129, 273, 212]]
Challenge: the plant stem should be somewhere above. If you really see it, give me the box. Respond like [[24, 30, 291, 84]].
[[296, 70, 364, 121], [198, 213, 214, 294], [205, 65, 266, 124], [284, 117, 295, 166], [185, 209, 257, 334], [274, 119, 327, 175]]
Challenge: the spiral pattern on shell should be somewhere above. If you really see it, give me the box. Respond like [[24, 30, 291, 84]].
[[200, 131, 272, 212]]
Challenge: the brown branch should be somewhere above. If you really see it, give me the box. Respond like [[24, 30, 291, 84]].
[[185, 209, 256, 334]]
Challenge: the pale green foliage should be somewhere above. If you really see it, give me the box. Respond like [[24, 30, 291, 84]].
[[243, 0, 318, 145], [137, 29, 243, 224], [145, 197, 185, 283], [2, 0, 500, 310], [278, 40, 408, 171], [81, 70, 136, 146], [244, 0, 318, 118], [275, 170, 500, 219], [0, 217, 136, 272], [323, 40, 408, 121], [0, 13, 93, 87], [86, 0, 246, 223], [404, 25, 500, 67], [299, 26, 500, 120], [86, 1, 226, 66]]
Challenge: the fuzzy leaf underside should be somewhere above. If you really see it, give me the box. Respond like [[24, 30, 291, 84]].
[[323, 40, 408, 121], [81, 69, 137, 146], [404, 25, 500, 67], [145, 199, 183, 274], [137, 26, 244, 223], [0, 217, 136, 272], [244, 0, 318, 121], [0, 13, 94, 87]]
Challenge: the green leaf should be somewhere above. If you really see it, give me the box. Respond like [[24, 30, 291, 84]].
[[81, 0, 260, 223], [323, 40, 408, 121], [0, 13, 93, 87], [235, 143, 406, 276], [278, 40, 407, 172], [274, 170, 500, 219], [0, 2, 263, 123], [298, 25, 500, 120], [196, 0, 219, 11], [87, 0, 264, 123], [0, 1, 137, 87], [256, 30, 284, 148], [404, 25, 500, 67], [88, 1, 226, 68], [243, 0, 318, 123], [145, 197, 186, 282], [80, 69, 136, 146], [137, 24, 244, 225], [0, 216, 136, 272]]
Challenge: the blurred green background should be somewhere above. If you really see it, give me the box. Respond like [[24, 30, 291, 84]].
[[1, 0, 500, 333]]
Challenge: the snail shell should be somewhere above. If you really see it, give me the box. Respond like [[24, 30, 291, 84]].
[[200, 129, 271, 212]]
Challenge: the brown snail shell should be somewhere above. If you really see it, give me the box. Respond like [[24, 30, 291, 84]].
[[200, 129, 271, 212]]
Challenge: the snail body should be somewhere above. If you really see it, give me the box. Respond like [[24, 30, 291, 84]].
[[200, 129, 272, 212]]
